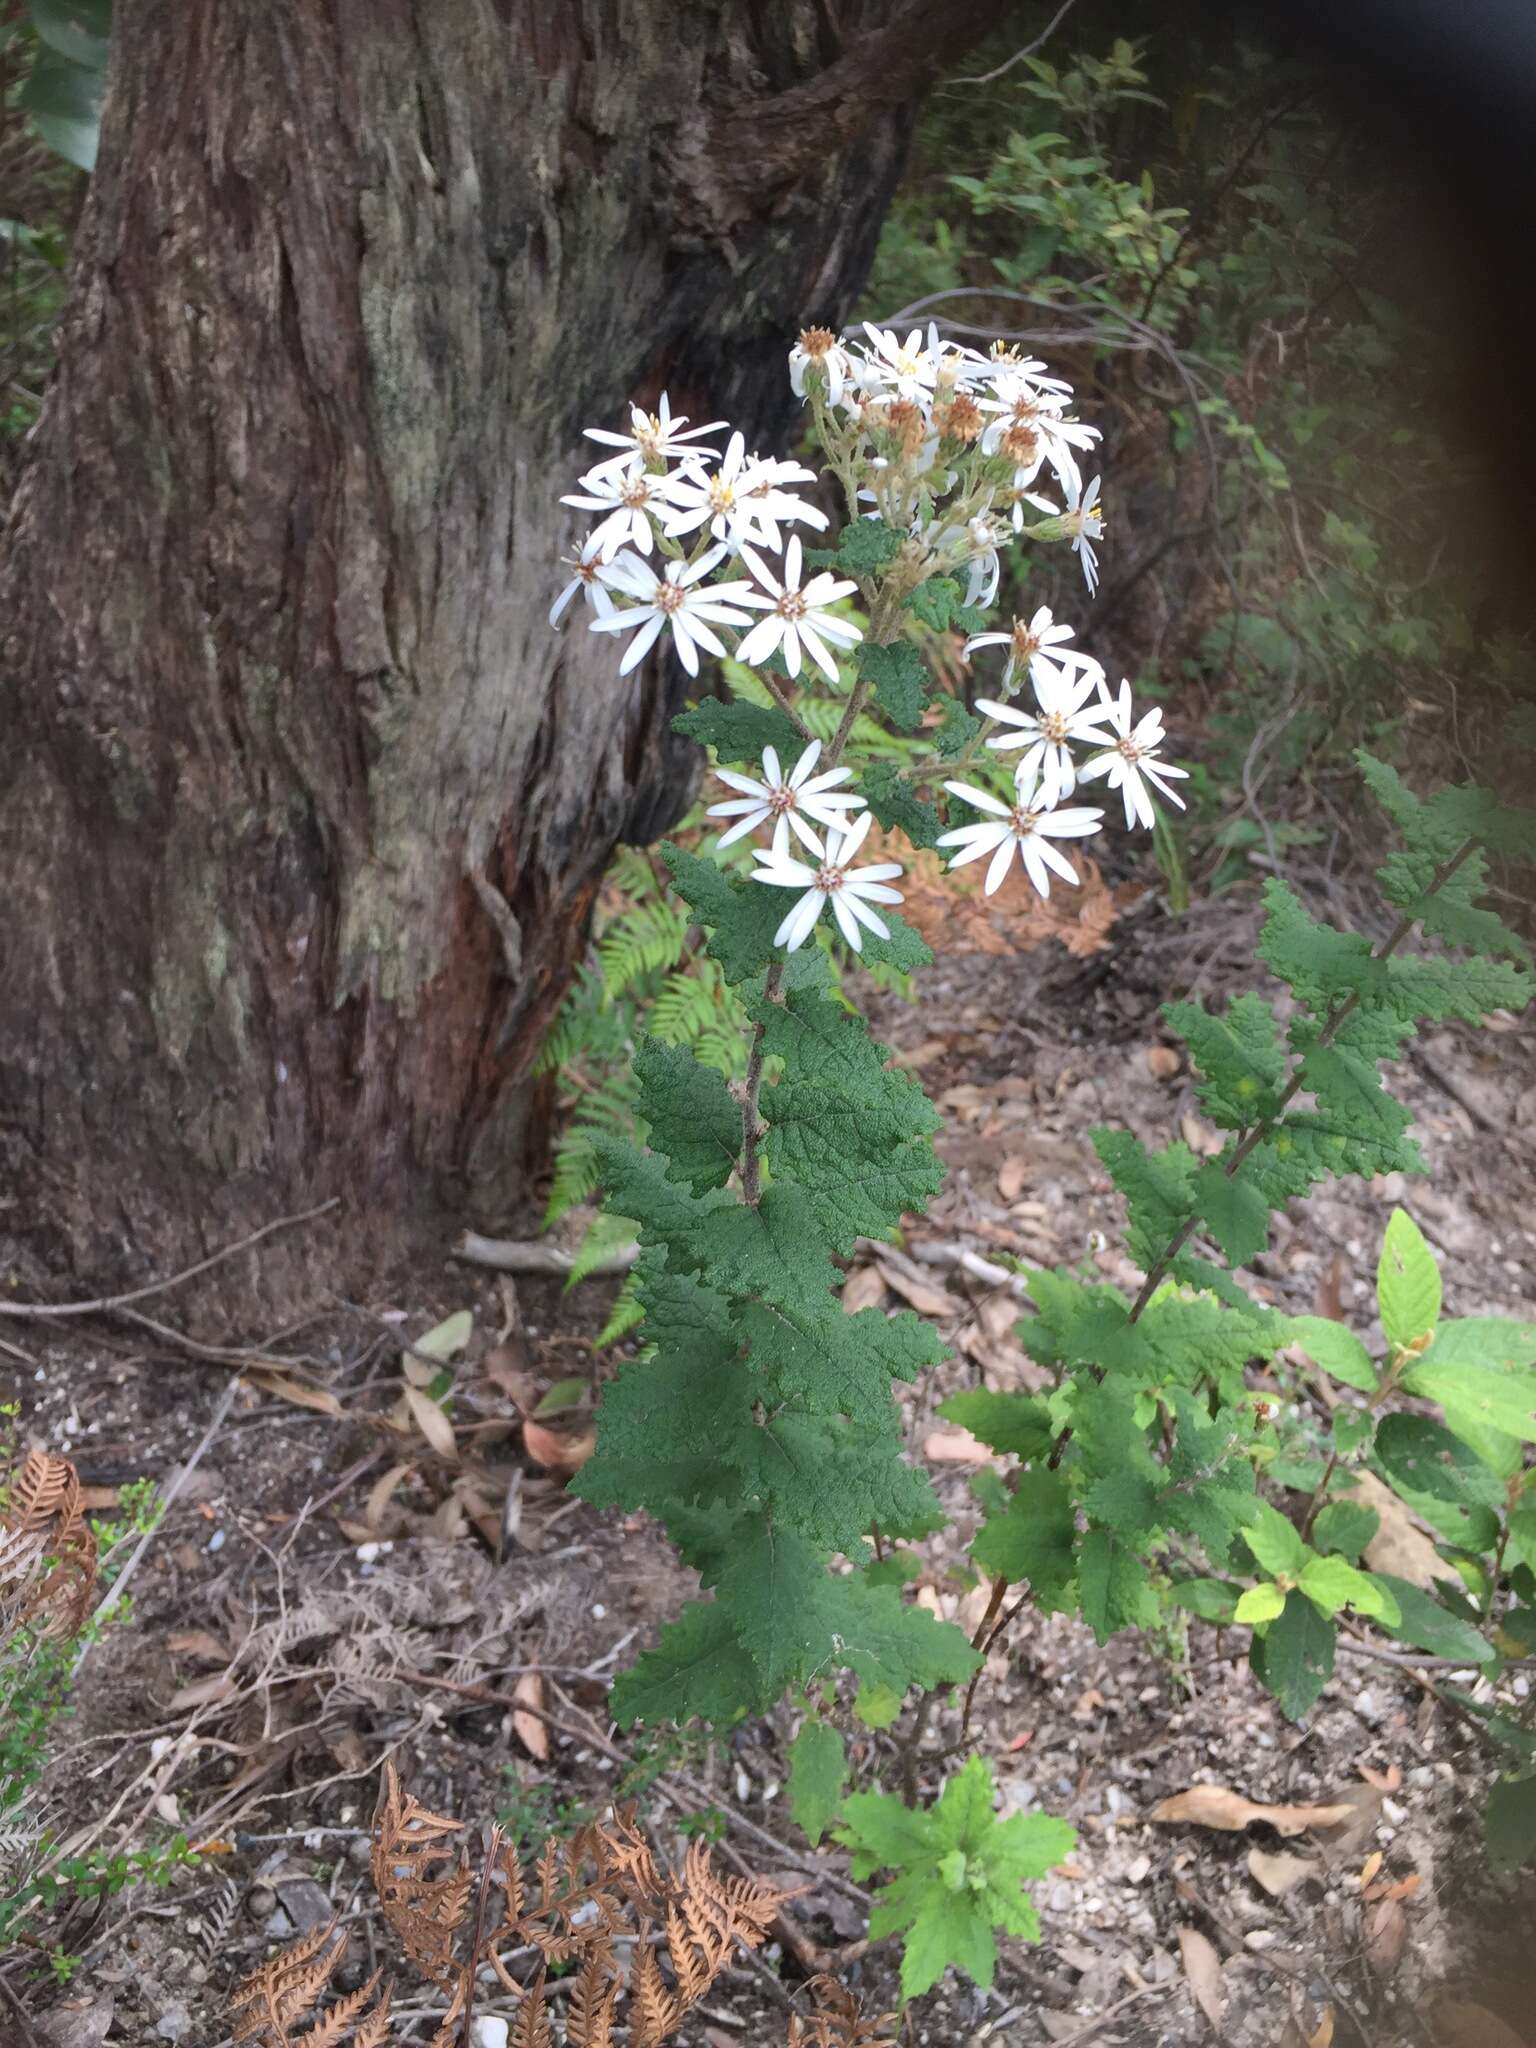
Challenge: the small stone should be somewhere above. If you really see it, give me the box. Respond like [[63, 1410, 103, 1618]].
[[1244, 1931, 1277, 1950], [155, 2009, 192, 2043]]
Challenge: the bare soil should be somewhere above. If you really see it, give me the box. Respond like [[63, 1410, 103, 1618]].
[[5, 862, 1535, 2048]]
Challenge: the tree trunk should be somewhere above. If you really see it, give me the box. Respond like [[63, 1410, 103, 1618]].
[[0, 0, 1009, 1318]]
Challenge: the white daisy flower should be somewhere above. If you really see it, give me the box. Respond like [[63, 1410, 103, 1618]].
[[705, 738, 865, 859], [582, 392, 727, 477], [858, 322, 945, 403], [588, 547, 752, 678], [1062, 472, 1106, 596], [937, 763, 1105, 900], [960, 514, 1005, 609], [735, 535, 863, 684], [1077, 679, 1189, 830], [751, 810, 904, 953], [976, 660, 1117, 805], [736, 452, 830, 552], [978, 373, 1100, 500], [789, 327, 854, 408], [560, 459, 685, 560], [549, 536, 617, 627], [964, 606, 1103, 692]]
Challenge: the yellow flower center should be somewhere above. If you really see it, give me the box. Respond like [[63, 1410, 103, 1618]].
[[1041, 711, 1069, 744]]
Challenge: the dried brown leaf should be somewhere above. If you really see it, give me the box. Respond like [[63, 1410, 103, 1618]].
[[1150, 1785, 1355, 1837], [3, 1450, 97, 1640], [521, 1420, 595, 1476], [874, 1263, 961, 1319], [1145, 1045, 1182, 1080], [167, 1670, 237, 1712], [1247, 1847, 1318, 1896], [167, 1629, 232, 1664], [244, 1367, 343, 1419], [513, 1671, 549, 1761], [403, 1386, 458, 1461], [1365, 1896, 1408, 1973], [364, 1463, 416, 1535], [841, 1265, 888, 1315], [1177, 1925, 1224, 2032]]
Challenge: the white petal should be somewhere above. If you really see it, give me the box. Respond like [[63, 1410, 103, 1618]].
[[715, 807, 771, 848], [779, 889, 826, 951], [832, 893, 864, 950], [984, 836, 1017, 897], [617, 611, 665, 675], [943, 780, 1011, 819], [788, 739, 823, 788], [786, 809, 827, 857], [841, 892, 891, 941], [762, 745, 782, 787], [736, 616, 785, 668]]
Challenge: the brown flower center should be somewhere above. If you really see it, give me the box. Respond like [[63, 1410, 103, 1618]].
[[799, 327, 837, 359], [775, 591, 809, 621], [766, 785, 796, 813], [655, 582, 685, 614], [814, 863, 846, 893], [1010, 623, 1043, 659], [620, 478, 652, 509], [1008, 805, 1042, 837]]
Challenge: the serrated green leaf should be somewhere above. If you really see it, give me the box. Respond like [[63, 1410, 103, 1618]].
[[611, 1599, 766, 1725], [1374, 1412, 1503, 1550], [1092, 1130, 1197, 1271], [1164, 993, 1287, 1129], [1242, 1503, 1310, 1580], [751, 978, 943, 1252], [858, 640, 929, 730], [1286, 1315, 1379, 1393], [1171, 1578, 1240, 1623], [972, 1467, 1076, 1603], [1077, 1527, 1158, 1644], [1298, 1554, 1399, 1624], [938, 1390, 1053, 1461], [1309, 1500, 1380, 1561], [853, 1679, 904, 1729], [1401, 1318, 1536, 1443], [787, 1720, 847, 1846], [823, 518, 905, 577], [1377, 1208, 1441, 1349], [1234, 1581, 1286, 1624], [904, 577, 987, 634], [933, 693, 981, 755], [862, 761, 943, 848], [660, 843, 783, 983], [1252, 1588, 1334, 1720], [673, 697, 805, 766], [634, 1038, 742, 1194]]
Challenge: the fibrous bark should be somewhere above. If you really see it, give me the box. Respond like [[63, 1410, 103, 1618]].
[[0, 0, 1010, 1317]]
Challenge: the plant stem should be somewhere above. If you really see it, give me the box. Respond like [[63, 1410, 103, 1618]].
[[739, 960, 783, 1205]]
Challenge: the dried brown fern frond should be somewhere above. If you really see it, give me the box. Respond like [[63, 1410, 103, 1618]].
[[230, 1920, 393, 2047], [371, 1760, 472, 1990], [786, 1976, 900, 2047], [242, 1770, 807, 2048], [1, 1450, 97, 1640]]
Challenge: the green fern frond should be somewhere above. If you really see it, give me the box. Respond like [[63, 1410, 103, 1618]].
[[596, 1266, 646, 1347], [566, 1209, 640, 1289]]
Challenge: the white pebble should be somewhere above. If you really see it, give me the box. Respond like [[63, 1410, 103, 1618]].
[[471, 2023, 509, 2048]]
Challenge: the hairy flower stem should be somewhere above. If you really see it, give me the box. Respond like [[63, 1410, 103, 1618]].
[[739, 960, 784, 1206]]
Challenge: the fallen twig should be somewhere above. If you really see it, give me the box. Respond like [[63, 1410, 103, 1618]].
[[453, 1231, 640, 1278]]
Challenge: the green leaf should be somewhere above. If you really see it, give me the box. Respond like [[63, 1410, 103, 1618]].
[[533, 1375, 589, 1417], [839, 1758, 1073, 1999], [1298, 1554, 1400, 1624], [862, 761, 943, 848], [1234, 1582, 1286, 1624], [933, 694, 982, 755], [1309, 1500, 1380, 1562], [1171, 1578, 1240, 1624], [1242, 1503, 1310, 1581], [673, 697, 805, 767], [634, 1038, 742, 1194], [611, 1600, 766, 1726], [1401, 1318, 1536, 1444], [787, 1720, 847, 1847], [1377, 1208, 1441, 1350], [750, 978, 943, 1253], [1374, 1413, 1503, 1550], [853, 1680, 904, 1730], [1077, 1527, 1158, 1644], [938, 1390, 1053, 1461], [1286, 1316, 1379, 1393], [824, 518, 905, 578], [411, 1309, 474, 1363], [858, 640, 929, 731], [29, 0, 111, 70], [904, 577, 987, 634], [1164, 993, 1287, 1129], [1091, 1130, 1196, 1271], [1372, 1573, 1495, 1665], [972, 1468, 1076, 1606], [18, 48, 103, 169], [661, 843, 784, 984], [1252, 1588, 1335, 1721], [1191, 1161, 1271, 1267]]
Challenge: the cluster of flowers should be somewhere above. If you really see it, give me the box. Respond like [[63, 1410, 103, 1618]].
[[551, 323, 1185, 956], [792, 320, 1105, 597]]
